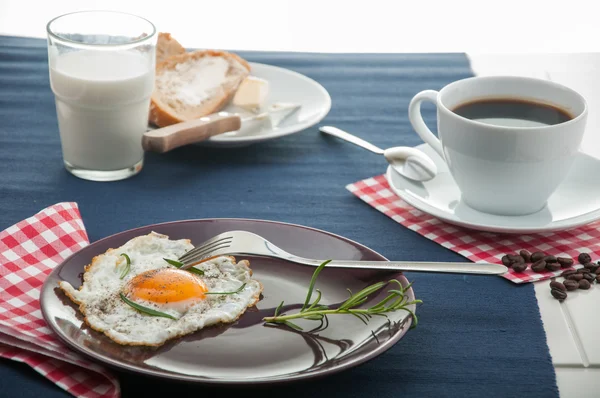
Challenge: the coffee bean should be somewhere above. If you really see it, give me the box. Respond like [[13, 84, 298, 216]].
[[566, 274, 584, 281], [578, 253, 592, 265], [583, 273, 595, 283], [557, 257, 574, 268], [519, 250, 532, 263], [577, 268, 591, 274], [531, 251, 546, 262], [543, 255, 558, 264], [596, 275, 600, 283], [531, 259, 547, 272], [564, 279, 579, 291], [561, 269, 577, 277], [584, 262, 597, 270], [595, 268, 600, 275], [546, 263, 561, 272], [501, 255, 512, 267], [550, 281, 566, 292], [507, 254, 524, 264], [551, 288, 567, 301], [512, 263, 527, 272], [579, 279, 591, 290], [589, 264, 599, 273]]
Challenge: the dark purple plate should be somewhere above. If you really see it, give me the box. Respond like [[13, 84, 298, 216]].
[[40, 218, 417, 384]]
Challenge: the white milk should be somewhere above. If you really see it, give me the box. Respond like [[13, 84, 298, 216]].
[[49, 50, 154, 171]]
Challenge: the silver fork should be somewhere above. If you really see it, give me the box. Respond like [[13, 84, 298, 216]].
[[178, 230, 507, 275]]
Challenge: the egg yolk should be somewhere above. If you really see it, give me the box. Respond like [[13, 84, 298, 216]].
[[124, 268, 207, 303]]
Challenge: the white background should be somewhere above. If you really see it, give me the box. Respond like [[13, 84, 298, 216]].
[[1, 0, 599, 53], [2, 1, 600, 396]]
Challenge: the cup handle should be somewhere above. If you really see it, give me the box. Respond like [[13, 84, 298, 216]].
[[408, 90, 444, 159]]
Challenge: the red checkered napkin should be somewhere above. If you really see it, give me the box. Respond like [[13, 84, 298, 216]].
[[346, 175, 600, 284], [0, 202, 120, 397]]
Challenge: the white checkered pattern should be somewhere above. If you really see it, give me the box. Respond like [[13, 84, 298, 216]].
[[0, 203, 120, 397], [346, 175, 599, 284]]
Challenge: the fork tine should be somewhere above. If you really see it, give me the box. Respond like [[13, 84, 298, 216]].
[[179, 234, 233, 261], [179, 237, 232, 261], [179, 239, 233, 264], [180, 241, 232, 266]]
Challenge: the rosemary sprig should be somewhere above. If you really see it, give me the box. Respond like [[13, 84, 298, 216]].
[[205, 283, 246, 295], [119, 253, 131, 279], [119, 293, 177, 320], [301, 259, 331, 311], [163, 258, 204, 276], [263, 260, 422, 331]]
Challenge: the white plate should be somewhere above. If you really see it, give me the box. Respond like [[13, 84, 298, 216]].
[[385, 143, 600, 234], [199, 62, 331, 148]]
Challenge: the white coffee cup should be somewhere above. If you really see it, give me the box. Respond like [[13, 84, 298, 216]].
[[408, 76, 588, 216]]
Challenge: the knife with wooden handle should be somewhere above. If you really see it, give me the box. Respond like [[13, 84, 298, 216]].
[[142, 113, 241, 153], [142, 103, 301, 153]]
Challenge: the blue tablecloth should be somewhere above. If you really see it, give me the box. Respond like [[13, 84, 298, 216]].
[[0, 35, 557, 398]]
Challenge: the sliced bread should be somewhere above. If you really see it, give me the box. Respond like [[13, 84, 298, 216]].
[[155, 32, 185, 64], [149, 50, 251, 127]]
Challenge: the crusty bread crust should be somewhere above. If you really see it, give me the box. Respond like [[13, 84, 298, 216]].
[[155, 32, 185, 64], [148, 49, 251, 127], [158, 49, 250, 74]]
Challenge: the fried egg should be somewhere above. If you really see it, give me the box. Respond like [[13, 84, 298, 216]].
[[59, 231, 263, 346]]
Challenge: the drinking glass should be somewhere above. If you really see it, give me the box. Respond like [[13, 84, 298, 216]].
[[47, 11, 157, 181]]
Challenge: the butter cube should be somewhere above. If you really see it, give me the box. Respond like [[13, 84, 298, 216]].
[[232, 76, 269, 111]]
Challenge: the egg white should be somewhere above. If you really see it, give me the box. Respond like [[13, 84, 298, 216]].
[[59, 231, 263, 346]]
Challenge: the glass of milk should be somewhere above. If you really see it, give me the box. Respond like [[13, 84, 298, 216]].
[[47, 11, 157, 181]]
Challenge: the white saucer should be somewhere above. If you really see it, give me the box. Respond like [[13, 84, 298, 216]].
[[385, 143, 600, 233], [199, 62, 331, 148]]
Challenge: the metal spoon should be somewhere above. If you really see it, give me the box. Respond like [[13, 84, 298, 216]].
[[319, 126, 438, 182]]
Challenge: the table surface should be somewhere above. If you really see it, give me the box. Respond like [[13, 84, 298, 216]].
[[0, 35, 559, 398], [1, 1, 599, 395], [469, 53, 600, 398]]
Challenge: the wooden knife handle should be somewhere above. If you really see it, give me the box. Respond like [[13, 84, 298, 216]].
[[142, 114, 242, 153]]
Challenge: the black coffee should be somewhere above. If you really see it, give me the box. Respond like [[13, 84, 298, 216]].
[[452, 98, 573, 127]]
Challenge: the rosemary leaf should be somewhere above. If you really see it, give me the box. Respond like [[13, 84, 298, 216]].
[[370, 292, 399, 311], [301, 259, 331, 311], [163, 258, 184, 267], [338, 281, 386, 310], [282, 320, 303, 331], [404, 307, 419, 328], [274, 301, 284, 317], [185, 267, 205, 276], [303, 314, 325, 321], [205, 283, 246, 295], [387, 289, 404, 295], [402, 281, 414, 292], [119, 253, 131, 279], [350, 312, 369, 325], [306, 289, 322, 312], [388, 294, 407, 310], [119, 293, 176, 320], [370, 313, 390, 319], [163, 258, 204, 276], [350, 296, 369, 308]]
